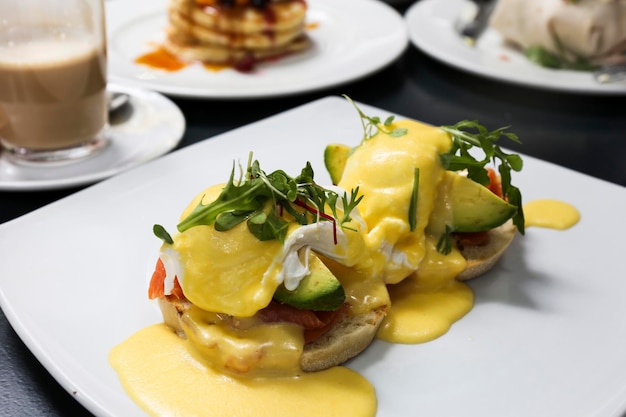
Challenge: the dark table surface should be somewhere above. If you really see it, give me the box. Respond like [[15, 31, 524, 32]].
[[1, 2, 626, 416]]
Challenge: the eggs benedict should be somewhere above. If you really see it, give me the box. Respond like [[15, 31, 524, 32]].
[[148, 156, 389, 376], [147, 98, 526, 376], [324, 98, 524, 343]]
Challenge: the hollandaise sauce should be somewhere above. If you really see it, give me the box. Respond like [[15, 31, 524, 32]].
[[111, 116, 578, 416], [110, 324, 377, 417], [377, 237, 473, 344], [338, 119, 474, 344], [523, 199, 580, 230], [338, 120, 454, 287]]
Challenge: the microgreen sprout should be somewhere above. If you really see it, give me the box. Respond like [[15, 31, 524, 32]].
[[153, 224, 173, 245], [343, 94, 408, 141], [343, 95, 525, 255], [153, 154, 363, 245]]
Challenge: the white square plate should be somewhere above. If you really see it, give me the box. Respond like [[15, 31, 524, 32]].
[[1, 96, 626, 416]]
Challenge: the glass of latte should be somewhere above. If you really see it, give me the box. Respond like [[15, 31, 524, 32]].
[[0, 0, 108, 164]]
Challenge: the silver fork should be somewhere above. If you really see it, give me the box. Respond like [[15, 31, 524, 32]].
[[454, 0, 496, 45], [593, 64, 626, 84]]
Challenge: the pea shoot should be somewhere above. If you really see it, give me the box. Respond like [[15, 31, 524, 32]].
[[343, 94, 407, 141]]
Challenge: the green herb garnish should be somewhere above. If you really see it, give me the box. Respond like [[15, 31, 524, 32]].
[[345, 96, 525, 255], [525, 46, 596, 71], [343, 94, 408, 141], [440, 120, 525, 234], [436, 225, 454, 255], [153, 224, 173, 245], [524, 32, 597, 72], [153, 154, 362, 245], [408, 168, 420, 232], [335, 186, 364, 230]]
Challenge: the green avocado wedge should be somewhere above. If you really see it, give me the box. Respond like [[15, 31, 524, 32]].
[[324, 143, 350, 185], [324, 142, 517, 233], [446, 172, 517, 232], [273, 252, 345, 311]]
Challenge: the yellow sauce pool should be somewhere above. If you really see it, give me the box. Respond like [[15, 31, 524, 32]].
[[524, 199, 580, 230], [110, 324, 377, 417]]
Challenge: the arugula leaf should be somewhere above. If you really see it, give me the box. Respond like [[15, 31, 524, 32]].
[[441, 121, 525, 234], [215, 210, 251, 232], [343, 96, 526, 254], [177, 164, 269, 233], [154, 155, 363, 245]]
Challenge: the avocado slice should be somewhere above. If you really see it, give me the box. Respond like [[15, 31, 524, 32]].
[[325, 141, 516, 233], [273, 252, 345, 311], [324, 144, 351, 185], [447, 172, 517, 232]]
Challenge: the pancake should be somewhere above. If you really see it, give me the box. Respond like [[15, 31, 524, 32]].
[[171, 0, 307, 34], [165, 0, 310, 67], [164, 30, 310, 67], [168, 8, 305, 50]]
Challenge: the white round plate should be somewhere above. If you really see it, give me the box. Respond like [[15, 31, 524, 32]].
[[0, 84, 185, 191], [105, 0, 408, 99], [405, 0, 626, 95]]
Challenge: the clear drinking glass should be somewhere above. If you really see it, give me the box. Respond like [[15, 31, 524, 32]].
[[0, 0, 108, 164]]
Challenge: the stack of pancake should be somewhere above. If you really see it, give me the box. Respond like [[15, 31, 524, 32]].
[[165, 0, 310, 70]]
